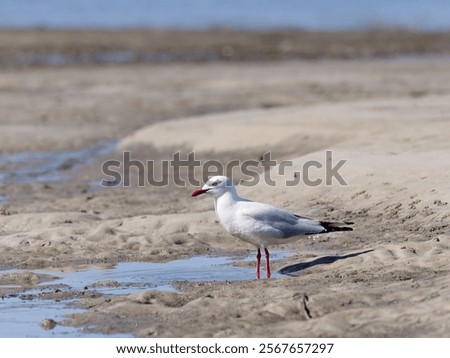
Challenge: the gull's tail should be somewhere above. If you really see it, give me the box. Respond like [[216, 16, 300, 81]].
[[320, 221, 354, 232]]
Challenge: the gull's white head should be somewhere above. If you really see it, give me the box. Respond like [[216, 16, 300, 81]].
[[191, 176, 235, 198]]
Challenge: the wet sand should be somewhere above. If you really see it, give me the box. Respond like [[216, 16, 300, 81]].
[[2, 29, 450, 67], [0, 29, 449, 337]]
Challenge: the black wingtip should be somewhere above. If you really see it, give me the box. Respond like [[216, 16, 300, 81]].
[[320, 221, 354, 232]]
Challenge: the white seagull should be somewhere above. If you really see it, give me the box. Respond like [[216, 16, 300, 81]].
[[192, 176, 353, 279]]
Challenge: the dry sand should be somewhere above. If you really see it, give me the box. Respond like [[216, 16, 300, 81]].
[[0, 35, 449, 337]]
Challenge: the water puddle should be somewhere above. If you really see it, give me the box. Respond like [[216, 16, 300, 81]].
[[16, 51, 137, 67], [0, 297, 127, 338], [0, 251, 289, 337], [14, 51, 220, 67], [35, 255, 280, 294], [0, 141, 116, 185]]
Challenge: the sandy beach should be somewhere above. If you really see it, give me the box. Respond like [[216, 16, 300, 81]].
[[0, 29, 449, 337]]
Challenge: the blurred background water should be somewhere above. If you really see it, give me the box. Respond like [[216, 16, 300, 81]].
[[0, 0, 449, 31]]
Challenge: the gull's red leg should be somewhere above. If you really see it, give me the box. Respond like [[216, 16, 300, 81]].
[[264, 248, 271, 278], [256, 248, 261, 279]]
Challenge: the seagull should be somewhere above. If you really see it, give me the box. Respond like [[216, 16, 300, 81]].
[[192, 175, 353, 279]]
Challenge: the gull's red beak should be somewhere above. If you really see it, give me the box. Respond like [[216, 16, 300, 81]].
[[191, 188, 208, 197]]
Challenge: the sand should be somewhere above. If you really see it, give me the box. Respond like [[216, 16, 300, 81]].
[[0, 32, 449, 337], [3, 29, 450, 68]]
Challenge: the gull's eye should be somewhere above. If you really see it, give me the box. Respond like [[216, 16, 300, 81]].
[[211, 182, 218, 187]]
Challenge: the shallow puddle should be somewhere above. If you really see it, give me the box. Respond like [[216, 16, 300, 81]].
[[0, 296, 126, 338], [0, 141, 116, 185], [0, 251, 289, 337], [35, 254, 282, 294]]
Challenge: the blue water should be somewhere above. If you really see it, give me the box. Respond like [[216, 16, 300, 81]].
[[0, 0, 449, 31], [0, 141, 116, 185], [0, 252, 288, 337]]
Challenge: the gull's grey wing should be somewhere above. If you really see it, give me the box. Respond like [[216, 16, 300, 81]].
[[238, 201, 325, 238]]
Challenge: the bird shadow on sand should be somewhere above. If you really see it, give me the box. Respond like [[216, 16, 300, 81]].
[[278, 249, 374, 276]]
